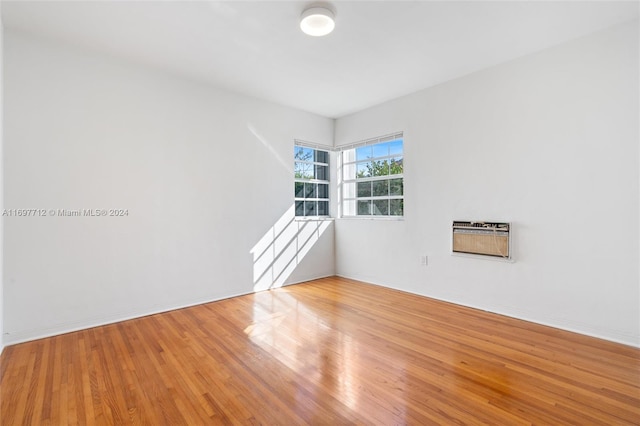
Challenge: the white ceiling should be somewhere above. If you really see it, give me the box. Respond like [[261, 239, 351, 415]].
[[2, 1, 638, 118]]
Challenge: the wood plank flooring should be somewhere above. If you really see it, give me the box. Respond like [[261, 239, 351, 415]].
[[1, 276, 639, 425]]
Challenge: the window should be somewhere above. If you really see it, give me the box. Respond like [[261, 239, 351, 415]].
[[294, 145, 330, 217], [341, 135, 403, 217]]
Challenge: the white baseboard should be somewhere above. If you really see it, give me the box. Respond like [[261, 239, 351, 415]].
[[335, 273, 640, 348], [3, 290, 253, 346], [284, 273, 335, 287], [7, 273, 636, 349], [3, 273, 337, 347]]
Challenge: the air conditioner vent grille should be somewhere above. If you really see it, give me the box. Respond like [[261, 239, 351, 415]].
[[452, 221, 511, 259]]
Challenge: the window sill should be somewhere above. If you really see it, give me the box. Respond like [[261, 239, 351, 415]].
[[338, 216, 404, 221], [294, 216, 334, 222]]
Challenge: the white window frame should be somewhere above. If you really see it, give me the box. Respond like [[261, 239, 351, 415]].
[[339, 132, 404, 219], [294, 143, 330, 218]]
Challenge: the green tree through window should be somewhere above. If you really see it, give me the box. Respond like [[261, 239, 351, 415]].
[[341, 136, 403, 217]]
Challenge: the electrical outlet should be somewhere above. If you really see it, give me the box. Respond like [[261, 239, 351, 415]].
[[420, 255, 428, 266]]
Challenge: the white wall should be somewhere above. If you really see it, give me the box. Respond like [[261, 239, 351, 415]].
[[0, 9, 5, 355], [3, 30, 334, 344], [334, 21, 639, 346]]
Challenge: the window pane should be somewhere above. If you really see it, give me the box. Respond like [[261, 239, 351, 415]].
[[295, 145, 330, 217], [294, 147, 313, 162], [372, 160, 389, 176], [372, 180, 389, 197], [389, 178, 403, 196], [317, 201, 329, 216], [315, 164, 328, 181], [389, 139, 403, 156], [338, 138, 402, 218], [305, 201, 316, 216], [356, 162, 372, 178], [317, 183, 329, 199], [357, 200, 371, 215], [304, 183, 316, 198], [357, 181, 371, 197], [315, 150, 328, 164], [390, 157, 403, 175], [356, 146, 372, 161], [295, 162, 313, 179], [390, 199, 403, 216], [372, 142, 389, 158], [373, 199, 389, 215]]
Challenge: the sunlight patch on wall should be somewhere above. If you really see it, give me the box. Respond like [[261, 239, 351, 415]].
[[248, 123, 292, 174], [250, 205, 331, 292]]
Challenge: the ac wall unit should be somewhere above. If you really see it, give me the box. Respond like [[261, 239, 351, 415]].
[[452, 221, 511, 260]]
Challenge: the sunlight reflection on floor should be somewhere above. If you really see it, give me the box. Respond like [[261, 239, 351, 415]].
[[244, 289, 361, 411]]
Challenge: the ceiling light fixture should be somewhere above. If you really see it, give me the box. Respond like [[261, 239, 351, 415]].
[[300, 6, 335, 37]]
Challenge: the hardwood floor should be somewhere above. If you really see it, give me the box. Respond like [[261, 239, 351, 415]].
[[1, 276, 639, 425]]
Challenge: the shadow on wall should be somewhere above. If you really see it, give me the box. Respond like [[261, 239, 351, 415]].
[[251, 205, 331, 292]]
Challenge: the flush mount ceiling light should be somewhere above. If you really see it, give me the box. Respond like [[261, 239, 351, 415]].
[[300, 6, 335, 37]]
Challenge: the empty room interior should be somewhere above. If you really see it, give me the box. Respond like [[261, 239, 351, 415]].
[[0, 0, 639, 424]]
